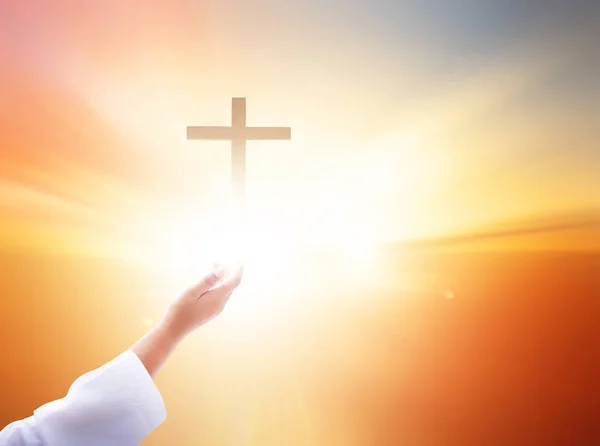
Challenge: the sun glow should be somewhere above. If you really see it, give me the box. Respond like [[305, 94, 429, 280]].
[[126, 197, 385, 342]]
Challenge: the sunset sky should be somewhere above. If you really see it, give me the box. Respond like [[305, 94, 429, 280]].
[[1, 3, 600, 445], [1, 0, 599, 259]]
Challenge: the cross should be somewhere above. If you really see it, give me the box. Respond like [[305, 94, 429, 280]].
[[187, 98, 291, 212]]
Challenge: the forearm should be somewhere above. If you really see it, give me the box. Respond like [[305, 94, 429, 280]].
[[130, 320, 185, 378]]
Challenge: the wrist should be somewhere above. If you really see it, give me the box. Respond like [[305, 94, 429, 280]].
[[157, 315, 189, 345]]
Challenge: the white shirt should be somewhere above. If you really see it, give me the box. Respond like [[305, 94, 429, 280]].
[[0, 350, 166, 446]]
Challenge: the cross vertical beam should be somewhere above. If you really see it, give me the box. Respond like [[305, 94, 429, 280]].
[[231, 98, 247, 212]]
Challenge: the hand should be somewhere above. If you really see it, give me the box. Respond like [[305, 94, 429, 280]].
[[161, 264, 244, 339]]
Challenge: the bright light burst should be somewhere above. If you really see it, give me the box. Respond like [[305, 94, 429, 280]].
[[126, 196, 384, 343]]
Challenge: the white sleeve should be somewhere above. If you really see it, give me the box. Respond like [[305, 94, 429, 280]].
[[0, 416, 43, 446], [0, 350, 167, 446]]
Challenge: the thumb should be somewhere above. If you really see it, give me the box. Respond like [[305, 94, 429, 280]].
[[187, 266, 228, 298]]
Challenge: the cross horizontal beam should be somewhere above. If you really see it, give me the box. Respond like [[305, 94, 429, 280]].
[[186, 98, 291, 214], [187, 126, 291, 141]]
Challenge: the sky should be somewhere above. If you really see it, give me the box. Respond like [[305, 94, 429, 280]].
[[0, 0, 599, 258]]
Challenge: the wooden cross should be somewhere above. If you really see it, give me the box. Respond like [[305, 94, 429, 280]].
[[187, 98, 291, 211]]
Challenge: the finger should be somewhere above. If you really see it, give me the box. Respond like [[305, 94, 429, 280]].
[[203, 264, 244, 300], [222, 291, 233, 304], [223, 263, 244, 289], [188, 266, 228, 298]]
